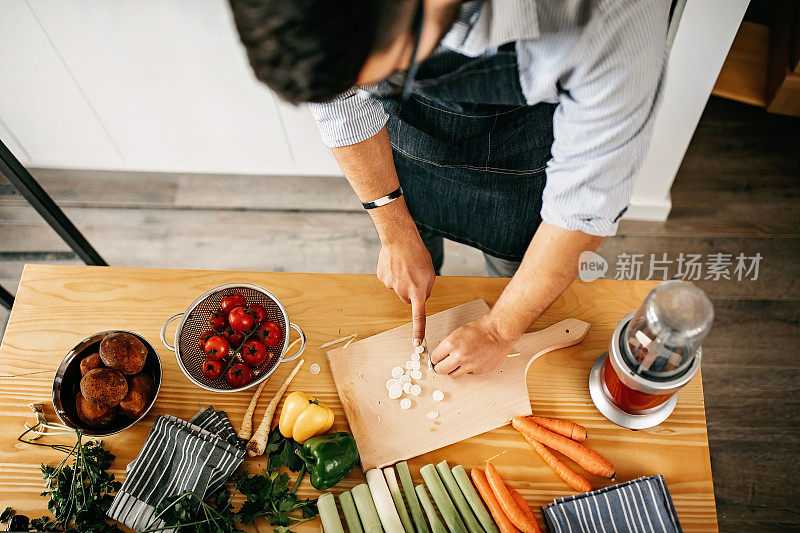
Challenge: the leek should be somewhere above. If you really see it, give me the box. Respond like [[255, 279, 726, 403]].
[[436, 461, 484, 533], [452, 465, 499, 533], [366, 468, 406, 533], [340, 490, 364, 533], [397, 461, 430, 533], [318, 493, 345, 533], [415, 484, 448, 533], [353, 483, 384, 533], [384, 466, 415, 533], [420, 464, 467, 533]]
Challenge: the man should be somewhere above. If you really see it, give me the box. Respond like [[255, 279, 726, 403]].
[[229, 0, 668, 377]]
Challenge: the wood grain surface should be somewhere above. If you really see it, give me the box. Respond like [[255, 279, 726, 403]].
[[0, 265, 717, 531], [326, 299, 590, 470]]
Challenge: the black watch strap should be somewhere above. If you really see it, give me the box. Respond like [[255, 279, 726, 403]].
[[362, 186, 404, 210]]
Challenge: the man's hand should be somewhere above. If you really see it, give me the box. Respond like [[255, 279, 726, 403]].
[[331, 127, 435, 345], [377, 236, 436, 346], [431, 222, 603, 379], [431, 314, 518, 378]]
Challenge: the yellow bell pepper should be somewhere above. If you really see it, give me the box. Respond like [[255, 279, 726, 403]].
[[279, 391, 335, 443]]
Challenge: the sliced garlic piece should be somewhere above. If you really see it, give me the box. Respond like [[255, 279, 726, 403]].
[[399, 374, 411, 384], [415, 345, 425, 354], [391, 366, 404, 378], [410, 384, 421, 396], [426, 411, 439, 419], [409, 361, 421, 370], [400, 398, 412, 409], [432, 390, 444, 401], [388, 386, 402, 399], [405, 361, 415, 370], [411, 353, 420, 362], [410, 370, 423, 380], [402, 382, 412, 394], [386, 379, 397, 390]]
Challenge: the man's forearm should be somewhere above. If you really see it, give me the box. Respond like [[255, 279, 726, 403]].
[[487, 222, 604, 339], [331, 126, 417, 243]]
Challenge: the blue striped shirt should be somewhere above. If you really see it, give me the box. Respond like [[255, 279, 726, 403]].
[[309, 0, 668, 236]]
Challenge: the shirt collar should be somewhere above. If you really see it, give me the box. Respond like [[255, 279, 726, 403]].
[[442, 0, 540, 57]]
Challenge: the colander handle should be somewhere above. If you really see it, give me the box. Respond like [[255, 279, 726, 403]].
[[160, 313, 183, 352], [281, 322, 306, 362]]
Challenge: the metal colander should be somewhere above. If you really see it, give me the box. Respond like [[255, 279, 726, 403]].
[[160, 283, 305, 393]]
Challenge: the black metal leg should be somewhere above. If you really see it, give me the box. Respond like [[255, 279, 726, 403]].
[[0, 139, 107, 266], [0, 284, 13, 310]]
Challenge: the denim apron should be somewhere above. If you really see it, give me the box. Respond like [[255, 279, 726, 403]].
[[380, 44, 556, 262]]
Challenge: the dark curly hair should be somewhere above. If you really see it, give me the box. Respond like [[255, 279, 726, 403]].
[[229, 0, 413, 104]]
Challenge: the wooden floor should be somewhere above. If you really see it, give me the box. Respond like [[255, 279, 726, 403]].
[[1, 97, 798, 531]]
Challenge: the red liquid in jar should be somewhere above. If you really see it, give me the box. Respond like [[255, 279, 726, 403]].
[[602, 357, 675, 413]]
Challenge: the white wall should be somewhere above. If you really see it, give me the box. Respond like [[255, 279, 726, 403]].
[[0, 0, 341, 176]]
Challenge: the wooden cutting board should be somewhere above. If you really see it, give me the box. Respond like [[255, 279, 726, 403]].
[[326, 299, 590, 470]]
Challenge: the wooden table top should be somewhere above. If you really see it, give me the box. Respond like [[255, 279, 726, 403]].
[[0, 265, 717, 531]]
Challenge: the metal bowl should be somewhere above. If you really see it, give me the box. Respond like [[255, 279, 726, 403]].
[[52, 330, 162, 437], [159, 283, 306, 393]]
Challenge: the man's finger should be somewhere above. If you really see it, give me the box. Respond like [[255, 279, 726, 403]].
[[410, 294, 426, 346], [430, 338, 451, 364], [434, 353, 459, 375], [449, 366, 469, 379]]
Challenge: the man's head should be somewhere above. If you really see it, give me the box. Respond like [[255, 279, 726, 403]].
[[228, 0, 459, 104]]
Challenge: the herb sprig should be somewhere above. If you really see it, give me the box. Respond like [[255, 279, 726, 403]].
[[4, 428, 122, 532]]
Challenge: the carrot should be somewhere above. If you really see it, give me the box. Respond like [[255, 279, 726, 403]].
[[530, 416, 588, 442], [521, 433, 594, 493], [470, 468, 520, 533], [505, 485, 539, 531], [485, 463, 541, 533], [512, 417, 615, 479]]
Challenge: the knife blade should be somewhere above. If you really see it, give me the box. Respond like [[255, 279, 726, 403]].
[[422, 337, 433, 371]]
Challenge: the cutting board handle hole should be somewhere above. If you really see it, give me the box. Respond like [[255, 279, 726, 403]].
[[566, 329, 570, 333]]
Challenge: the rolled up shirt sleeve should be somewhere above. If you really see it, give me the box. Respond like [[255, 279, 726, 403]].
[[308, 88, 389, 148], [540, 0, 668, 236]]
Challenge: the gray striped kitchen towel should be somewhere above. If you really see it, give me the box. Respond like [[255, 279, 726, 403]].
[[542, 475, 682, 533], [107, 406, 245, 531]]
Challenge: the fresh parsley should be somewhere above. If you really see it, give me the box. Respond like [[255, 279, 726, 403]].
[[3, 430, 122, 532]]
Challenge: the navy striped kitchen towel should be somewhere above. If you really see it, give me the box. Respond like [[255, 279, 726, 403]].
[[542, 475, 682, 533], [107, 406, 245, 531]]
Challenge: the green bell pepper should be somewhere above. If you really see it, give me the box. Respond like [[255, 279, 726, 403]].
[[298, 431, 360, 490]]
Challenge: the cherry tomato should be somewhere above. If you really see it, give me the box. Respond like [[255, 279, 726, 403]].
[[248, 303, 269, 325], [209, 310, 228, 332], [203, 335, 229, 360], [220, 292, 247, 314], [255, 321, 282, 347], [225, 363, 253, 388], [222, 327, 245, 348], [241, 339, 268, 367], [228, 306, 254, 332], [199, 329, 214, 350], [201, 359, 224, 380]]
